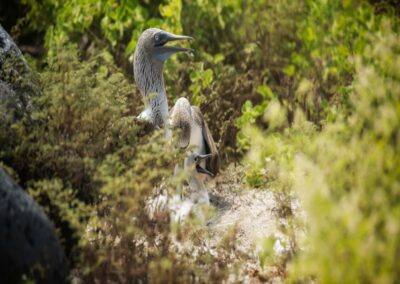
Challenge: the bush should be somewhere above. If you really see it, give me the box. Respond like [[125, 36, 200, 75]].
[[18, 0, 306, 160], [1, 43, 145, 265], [1, 41, 241, 282], [239, 2, 400, 281], [2, 0, 400, 282], [5, 43, 138, 197], [290, 20, 400, 282]]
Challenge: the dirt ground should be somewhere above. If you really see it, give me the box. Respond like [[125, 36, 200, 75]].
[[127, 163, 293, 283], [208, 164, 278, 252], [204, 164, 289, 283]]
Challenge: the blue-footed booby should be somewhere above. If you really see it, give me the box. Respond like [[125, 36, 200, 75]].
[[170, 97, 219, 204], [133, 28, 193, 129]]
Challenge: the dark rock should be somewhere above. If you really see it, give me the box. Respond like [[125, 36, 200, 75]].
[[0, 169, 69, 284], [0, 24, 23, 59], [0, 24, 39, 125], [0, 24, 40, 170]]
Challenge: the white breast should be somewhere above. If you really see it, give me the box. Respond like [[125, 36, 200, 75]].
[[190, 121, 205, 154]]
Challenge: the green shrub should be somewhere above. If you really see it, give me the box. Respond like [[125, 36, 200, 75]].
[[3, 0, 400, 282], [290, 20, 400, 282], [0, 43, 145, 265], [19, 0, 308, 160], [77, 131, 238, 283], [5, 43, 139, 198], [240, 4, 400, 281], [1, 42, 240, 281]]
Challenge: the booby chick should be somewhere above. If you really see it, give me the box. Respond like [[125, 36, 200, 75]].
[[133, 28, 193, 130], [170, 97, 219, 204]]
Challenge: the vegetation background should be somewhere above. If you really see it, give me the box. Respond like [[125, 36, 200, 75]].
[[0, 0, 399, 282]]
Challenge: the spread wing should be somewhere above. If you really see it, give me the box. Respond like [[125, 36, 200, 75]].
[[191, 106, 219, 176]]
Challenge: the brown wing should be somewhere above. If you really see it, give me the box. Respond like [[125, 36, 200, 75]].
[[192, 106, 219, 176]]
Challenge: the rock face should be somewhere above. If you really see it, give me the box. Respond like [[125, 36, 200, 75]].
[[0, 25, 68, 283], [0, 24, 40, 171], [0, 25, 23, 59], [0, 24, 38, 125], [0, 169, 68, 283]]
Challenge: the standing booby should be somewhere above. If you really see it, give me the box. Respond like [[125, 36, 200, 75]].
[[133, 28, 193, 129], [170, 97, 219, 204]]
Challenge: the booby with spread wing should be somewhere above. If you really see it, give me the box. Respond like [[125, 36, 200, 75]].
[[170, 97, 219, 204]]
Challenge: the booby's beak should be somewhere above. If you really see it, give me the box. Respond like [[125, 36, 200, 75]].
[[194, 153, 214, 177], [195, 153, 213, 161], [196, 165, 215, 177], [153, 31, 194, 62]]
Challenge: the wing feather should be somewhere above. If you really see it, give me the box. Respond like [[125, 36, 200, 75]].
[[191, 106, 219, 176]]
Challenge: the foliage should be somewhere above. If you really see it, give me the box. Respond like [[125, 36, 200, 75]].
[[1, 0, 400, 282], [80, 132, 239, 283], [289, 0, 376, 122], [290, 20, 400, 282], [1, 43, 144, 266], [18, 0, 307, 159], [4, 43, 138, 198], [1, 42, 240, 282], [239, 1, 400, 281], [235, 85, 276, 152]]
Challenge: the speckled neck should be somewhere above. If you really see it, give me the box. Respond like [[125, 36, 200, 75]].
[[134, 46, 168, 127]]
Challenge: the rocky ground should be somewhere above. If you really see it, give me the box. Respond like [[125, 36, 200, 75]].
[[204, 164, 293, 283], [209, 164, 278, 253]]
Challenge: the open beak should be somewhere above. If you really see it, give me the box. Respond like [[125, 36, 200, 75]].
[[194, 153, 214, 177], [196, 165, 214, 177], [154, 31, 194, 62], [196, 153, 213, 160], [161, 33, 193, 50]]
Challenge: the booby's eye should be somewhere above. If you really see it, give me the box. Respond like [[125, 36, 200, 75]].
[[154, 34, 160, 42]]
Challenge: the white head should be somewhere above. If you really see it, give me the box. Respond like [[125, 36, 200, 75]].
[[133, 28, 193, 97], [133, 28, 193, 127]]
